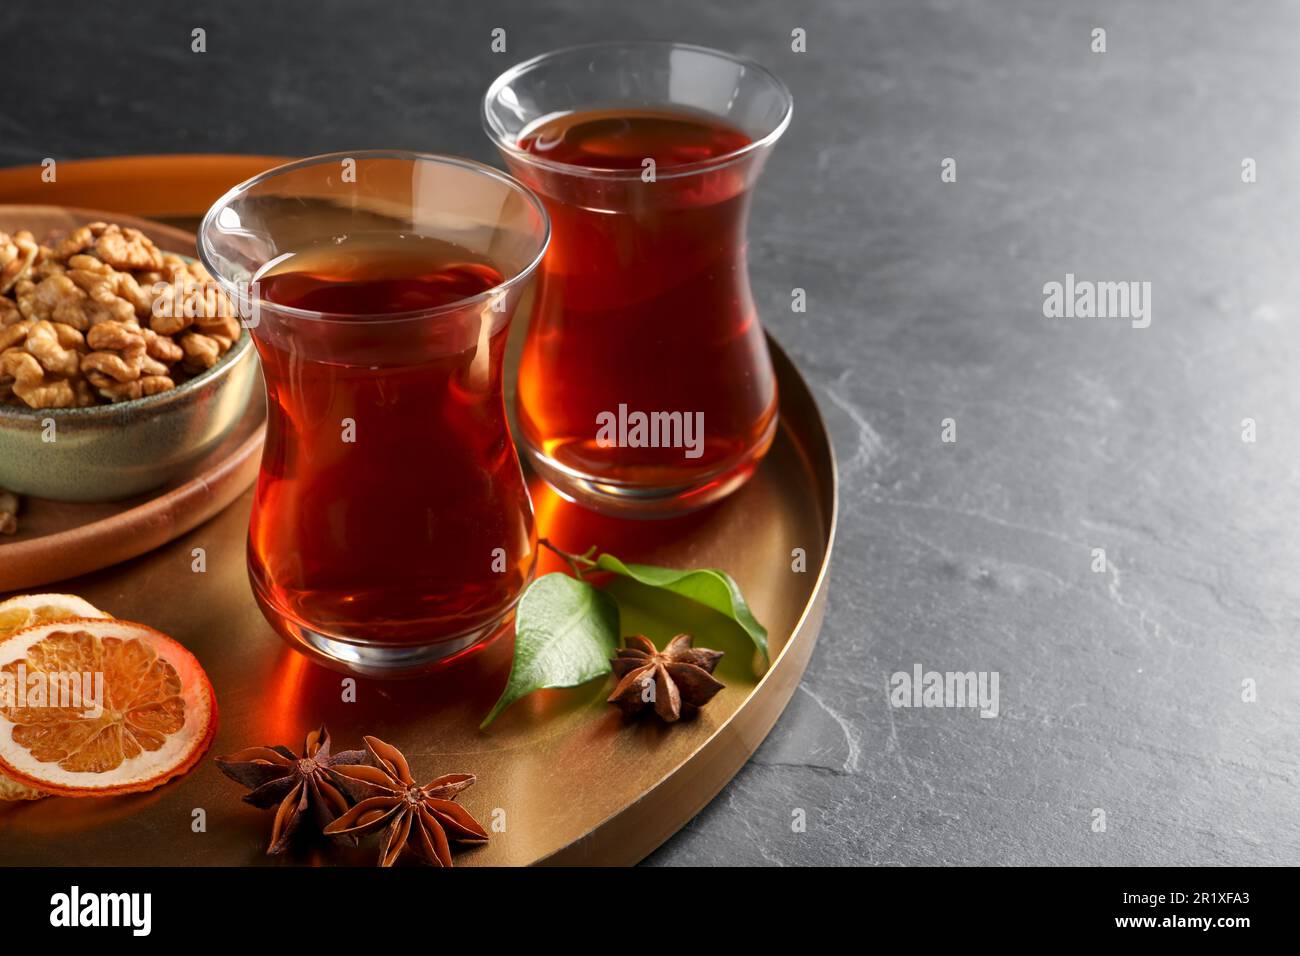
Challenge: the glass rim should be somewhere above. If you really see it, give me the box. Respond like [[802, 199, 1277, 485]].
[[481, 40, 794, 182], [197, 149, 551, 325]]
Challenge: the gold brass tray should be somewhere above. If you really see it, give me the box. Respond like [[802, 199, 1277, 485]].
[[0, 155, 838, 866]]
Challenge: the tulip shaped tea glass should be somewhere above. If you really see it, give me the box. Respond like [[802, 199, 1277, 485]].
[[484, 42, 793, 516], [199, 152, 549, 676]]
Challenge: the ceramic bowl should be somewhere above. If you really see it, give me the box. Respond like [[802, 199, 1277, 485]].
[[0, 331, 256, 502]]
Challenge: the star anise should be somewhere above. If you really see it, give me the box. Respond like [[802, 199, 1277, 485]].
[[608, 633, 725, 722], [323, 736, 489, 867], [216, 724, 366, 854]]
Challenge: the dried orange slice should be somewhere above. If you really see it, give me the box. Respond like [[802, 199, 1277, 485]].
[[0, 593, 109, 640], [0, 618, 217, 797], [0, 772, 44, 801], [0, 594, 110, 799]]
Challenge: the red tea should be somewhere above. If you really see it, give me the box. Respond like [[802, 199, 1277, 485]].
[[510, 107, 779, 507], [248, 234, 535, 651], [518, 109, 753, 170]]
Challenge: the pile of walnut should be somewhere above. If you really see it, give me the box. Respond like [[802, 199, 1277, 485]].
[[0, 223, 239, 408]]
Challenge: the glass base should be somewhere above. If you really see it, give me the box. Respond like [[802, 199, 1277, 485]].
[[523, 418, 777, 518], [251, 581, 516, 678]]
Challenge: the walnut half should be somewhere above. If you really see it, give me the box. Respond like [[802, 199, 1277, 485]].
[[0, 488, 17, 535]]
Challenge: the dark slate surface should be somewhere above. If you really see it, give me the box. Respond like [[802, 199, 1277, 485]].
[[6, 0, 1297, 865]]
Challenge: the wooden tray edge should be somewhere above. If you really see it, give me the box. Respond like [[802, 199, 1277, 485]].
[[0, 424, 265, 592], [0, 155, 287, 218]]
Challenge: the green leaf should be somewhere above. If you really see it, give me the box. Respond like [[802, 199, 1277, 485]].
[[480, 572, 619, 728], [594, 554, 769, 662]]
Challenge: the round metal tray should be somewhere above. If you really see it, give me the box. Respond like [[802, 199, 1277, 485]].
[[0, 155, 837, 866]]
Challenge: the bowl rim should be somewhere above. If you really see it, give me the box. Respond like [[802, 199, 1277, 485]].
[[0, 327, 252, 420]]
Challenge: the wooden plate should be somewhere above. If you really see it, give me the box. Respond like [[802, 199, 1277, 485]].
[[0, 397, 265, 593], [0, 156, 836, 867], [0, 155, 286, 221], [0, 207, 266, 592]]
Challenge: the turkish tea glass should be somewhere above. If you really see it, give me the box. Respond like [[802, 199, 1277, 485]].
[[199, 151, 549, 676], [484, 42, 793, 516]]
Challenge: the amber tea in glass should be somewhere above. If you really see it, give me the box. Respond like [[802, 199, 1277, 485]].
[[199, 152, 549, 676], [485, 43, 793, 516]]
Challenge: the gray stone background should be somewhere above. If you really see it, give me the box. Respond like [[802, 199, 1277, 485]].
[[5, 0, 1297, 864]]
